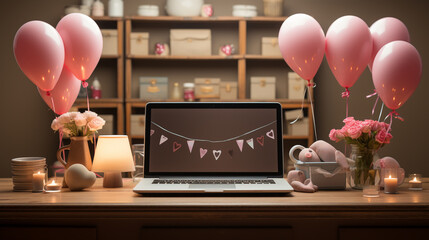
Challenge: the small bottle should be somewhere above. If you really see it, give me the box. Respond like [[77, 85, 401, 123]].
[[92, 0, 104, 16], [183, 83, 195, 102], [171, 82, 181, 100], [91, 77, 102, 99]]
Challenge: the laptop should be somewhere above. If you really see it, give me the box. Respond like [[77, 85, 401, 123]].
[[133, 102, 293, 193]]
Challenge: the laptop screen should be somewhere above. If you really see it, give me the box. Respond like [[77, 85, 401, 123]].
[[144, 102, 284, 177]]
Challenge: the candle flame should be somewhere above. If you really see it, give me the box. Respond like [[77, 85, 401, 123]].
[[389, 175, 392, 179], [51, 180, 56, 184], [37, 171, 40, 174], [413, 177, 417, 181]]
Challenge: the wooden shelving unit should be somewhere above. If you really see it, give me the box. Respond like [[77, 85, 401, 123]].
[[123, 16, 314, 145]]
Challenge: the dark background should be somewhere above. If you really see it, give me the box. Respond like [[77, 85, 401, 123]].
[[0, 0, 428, 177], [148, 108, 278, 173]]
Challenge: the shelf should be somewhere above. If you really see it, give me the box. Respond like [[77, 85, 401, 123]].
[[101, 54, 121, 59], [127, 55, 242, 60], [245, 55, 283, 60], [92, 16, 123, 21], [126, 16, 287, 22]]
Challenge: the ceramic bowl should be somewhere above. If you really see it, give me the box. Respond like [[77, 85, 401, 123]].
[[165, 0, 203, 17]]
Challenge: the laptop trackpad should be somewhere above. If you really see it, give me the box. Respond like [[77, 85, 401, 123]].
[[189, 184, 236, 189]]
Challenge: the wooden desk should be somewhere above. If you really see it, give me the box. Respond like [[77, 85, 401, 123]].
[[1, 178, 428, 240]]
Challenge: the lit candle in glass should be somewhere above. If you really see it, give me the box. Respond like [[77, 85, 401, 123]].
[[384, 175, 398, 194], [409, 174, 423, 190], [45, 179, 62, 192], [32, 171, 45, 192]]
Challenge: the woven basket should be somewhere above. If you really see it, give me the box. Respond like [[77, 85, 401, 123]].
[[263, 0, 284, 17]]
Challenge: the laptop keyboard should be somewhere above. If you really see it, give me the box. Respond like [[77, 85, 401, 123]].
[[152, 179, 276, 185]]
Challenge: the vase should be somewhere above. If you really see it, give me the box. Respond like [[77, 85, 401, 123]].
[[348, 144, 377, 190], [56, 136, 92, 187]]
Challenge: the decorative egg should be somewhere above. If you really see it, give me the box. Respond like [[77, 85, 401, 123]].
[[65, 164, 96, 191]]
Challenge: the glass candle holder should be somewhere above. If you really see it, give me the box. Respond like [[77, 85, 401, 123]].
[[383, 168, 398, 194], [32, 167, 47, 193], [409, 174, 423, 191], [45, 178, 62, 192]]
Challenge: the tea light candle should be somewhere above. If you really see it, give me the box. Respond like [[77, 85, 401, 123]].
[[409, 174, 423, 190], [384, 175, 398, 194], [45, 179, 62, 192], [32, 171, 45, 192]]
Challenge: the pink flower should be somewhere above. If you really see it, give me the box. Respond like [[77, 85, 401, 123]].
[[51, 118, 62, 131], [74, 113, 87, 127], [343, 117, 355, 124], [329, 129, 338, 142], [375, 129, 388, 144], [347, 126, 362, 139], [88, 116, 105, 131], [360, 120, 372, 133]]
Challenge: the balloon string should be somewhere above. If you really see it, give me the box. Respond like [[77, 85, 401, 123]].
[[378, 103, 384, 122], [342, 87, 350, 117], [85, 86, 90, 111], [308, 81, 317, 141], [366, 89, 379, 115], [50, 95, 56, 115], [59, 128, 65, 169], [290, 85, 307, 125]]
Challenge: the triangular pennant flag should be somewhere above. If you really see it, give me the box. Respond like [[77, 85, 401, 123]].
[[236, 139, 244, 152], [266, 129, 275, 139], [257, 135, 264, 146], [200, 148, 208, 158], [246, 138, 254, 149], [159, 135, 168, 145], [187, 140, 195, 153], [213, 150, 222, 160], [150, 129, 155, 136]]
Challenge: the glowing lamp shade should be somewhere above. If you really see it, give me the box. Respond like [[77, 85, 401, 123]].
[[92, 135, 135, 188]]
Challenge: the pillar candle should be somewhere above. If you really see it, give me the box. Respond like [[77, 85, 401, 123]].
[[384, 176, 398, 193], [32, 171, 45, 192]]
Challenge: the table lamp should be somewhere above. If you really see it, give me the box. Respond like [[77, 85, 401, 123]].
[[92, 135, 135, 188]]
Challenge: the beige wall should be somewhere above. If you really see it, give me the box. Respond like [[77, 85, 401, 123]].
[[1, 0, 428, 177]]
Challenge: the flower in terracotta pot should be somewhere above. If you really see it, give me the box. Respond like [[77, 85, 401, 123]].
[[51, 111, 105, 137]]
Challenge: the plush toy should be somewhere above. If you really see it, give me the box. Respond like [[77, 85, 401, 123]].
[[287, 140, 349, 193]]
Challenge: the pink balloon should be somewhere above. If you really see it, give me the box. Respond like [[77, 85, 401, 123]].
[[372, 41, 422, 110], [13, 21, 64, 91], [369, 17, 410, 71], [326, 16, 373, 88], [38, 67, 81, 115], [278, 13, 325, 81], [56, 13, 102, 81]]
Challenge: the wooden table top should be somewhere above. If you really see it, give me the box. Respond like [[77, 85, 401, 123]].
[[1, 178, 428, 212]]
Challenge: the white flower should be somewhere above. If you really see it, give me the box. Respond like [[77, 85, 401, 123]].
[[74, 113, 87, 127], [61, 128, 71, 135], [88, 117, 105, 131], [51, 118, 62, 131], [83, 111, 98, 121], [58, 112, 72, 124]]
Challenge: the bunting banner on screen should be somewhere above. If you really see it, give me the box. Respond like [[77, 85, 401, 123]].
[[150, 121, 277, 161]]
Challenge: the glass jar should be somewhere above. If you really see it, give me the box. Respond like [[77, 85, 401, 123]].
[[348, 144, 376, 190], [183, 83, 195, 101]]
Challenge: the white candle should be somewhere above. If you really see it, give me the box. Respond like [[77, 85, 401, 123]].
[[384, 175, 398, 193], [45, 179, 62, 192], [32, 171, 45, 192], [409, 176, 422, 190]]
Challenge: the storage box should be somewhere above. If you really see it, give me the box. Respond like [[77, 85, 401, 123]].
[[250, 77, 276, 100], [170, 29, 211, 56], [294, 161, 346, 190], [131, 114, 145, 136], [194, 78, 220, 99], [139, 77, 168, 100], [220, 82, 238, 100], [288, 72, 306, 99], [101, 29, 118, 55], [284, 109, 308, 136], [261, 37, 281, 56], [97, 115, 114, 135], [130, 32, 149, 56]]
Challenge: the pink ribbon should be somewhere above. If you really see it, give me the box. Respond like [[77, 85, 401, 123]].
[[366, 89, 380, 115], [341, 88, 350, 117]]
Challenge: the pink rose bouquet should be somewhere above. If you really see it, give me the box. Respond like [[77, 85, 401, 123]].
[[51, 111, 105, 137], [330, 117, 393, 189], [329, 117, 392, 149]]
